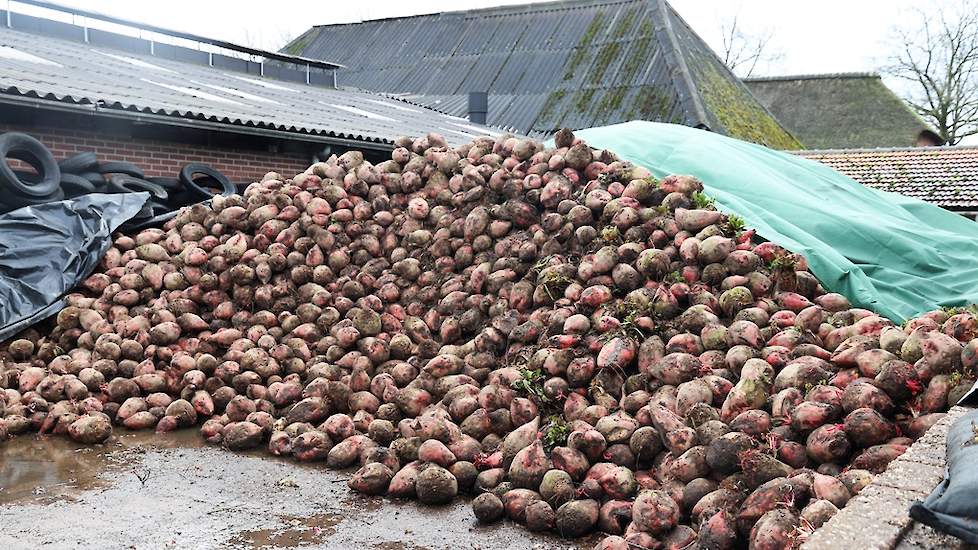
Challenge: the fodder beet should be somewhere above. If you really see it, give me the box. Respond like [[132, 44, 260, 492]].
[[0, 128, 968, 549]]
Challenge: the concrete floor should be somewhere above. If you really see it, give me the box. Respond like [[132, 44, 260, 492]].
[[0, 430, 595, 550]]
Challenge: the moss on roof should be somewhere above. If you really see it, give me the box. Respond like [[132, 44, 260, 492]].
[[289, 0, 796, 145], [697, 62, 803, 150], [281, 28, 319, 57], [746, 74, 931, 149]]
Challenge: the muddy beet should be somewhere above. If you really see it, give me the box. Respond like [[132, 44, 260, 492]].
[[0, 127, 966, 547]]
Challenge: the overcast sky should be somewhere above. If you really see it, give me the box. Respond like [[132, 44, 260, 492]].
[[39, 0, 926, 76]]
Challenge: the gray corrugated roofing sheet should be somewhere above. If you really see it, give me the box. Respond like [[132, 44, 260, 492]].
[[285, 0, 799, 149], [0, 26, 505, 147]]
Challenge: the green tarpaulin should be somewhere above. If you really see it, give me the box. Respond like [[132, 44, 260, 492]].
[[575, 121, 978, 323]]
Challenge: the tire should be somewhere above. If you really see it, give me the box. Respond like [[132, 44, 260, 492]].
[[77, 171, 106, 186], [60, 173, 97, 198], [147, 176, 182, 191], [165, 189, 201, 209], [98, 161, 145, 179], [0, 172, 65, 211], [12, 171, 65, 201], [179, 163, 234, 200], [0, 132, 61, 197], [58, 152, 99, 174], [106, 175, 168, 200]]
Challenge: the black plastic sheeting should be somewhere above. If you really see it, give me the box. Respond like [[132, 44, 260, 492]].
[[0, 192, 149, 341], [910, 404, 978, 543]]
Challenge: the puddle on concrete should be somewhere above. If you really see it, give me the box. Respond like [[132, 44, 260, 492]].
[[0, 428, 204, 505], [0, 428, 593, 550], [228, 512, 346, 549], [0, 434, 120, 504]]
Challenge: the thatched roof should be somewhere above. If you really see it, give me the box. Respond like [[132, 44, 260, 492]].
[[745, 73, 932, 149]]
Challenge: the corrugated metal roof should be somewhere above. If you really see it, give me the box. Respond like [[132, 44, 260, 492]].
[[797, 146, 978, 209], [285, 0, 800, 149], [0, 25, 504, 147]]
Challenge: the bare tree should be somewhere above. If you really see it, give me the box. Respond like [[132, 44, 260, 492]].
[[242, 28, 299, 52], [718, 12, 783, 78], [886, 2, 978, 145]]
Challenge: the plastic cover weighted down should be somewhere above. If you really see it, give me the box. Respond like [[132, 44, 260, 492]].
[[575, 121, 978, 323], [0, 192, 149, 341], [910, 406, 978, 543]]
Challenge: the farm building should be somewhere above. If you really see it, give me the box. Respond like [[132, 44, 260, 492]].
[[0, 3, 500, 182], [284, 0, 801, 149], [746, 73, 937, 149], [798, 146, 978, 219]]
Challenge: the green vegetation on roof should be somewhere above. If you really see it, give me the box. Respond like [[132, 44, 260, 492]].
[[536, 88, 568, 130], [696, 62, 803, 150], [282, 28, 319, 57], [619, 34, 653, 85], [589, 43, 621, 84], [564, 11, 605, 81], [574, 88, 597, 114], [594, 86, 629, 122], [610, 7, 638, 39], [628, 85, 679, 122]]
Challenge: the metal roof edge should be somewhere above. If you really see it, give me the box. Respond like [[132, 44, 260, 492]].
[[0, 92, 397, 151], [361, 91, 521, 135], [13, 0, 345, 69]]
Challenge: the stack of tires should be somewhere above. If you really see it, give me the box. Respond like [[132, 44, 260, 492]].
[[0, 132, 237, 228]]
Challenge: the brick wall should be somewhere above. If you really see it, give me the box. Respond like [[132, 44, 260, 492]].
[[0, 122, 313, 183]]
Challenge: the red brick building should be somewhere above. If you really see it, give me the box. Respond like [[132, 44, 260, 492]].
[[0, 119, 310, 183]]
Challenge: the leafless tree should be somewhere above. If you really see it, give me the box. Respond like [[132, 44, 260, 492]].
[[718, 12, 783, 78], [242, 28, 298, 53], [886, 2, 978, 145]]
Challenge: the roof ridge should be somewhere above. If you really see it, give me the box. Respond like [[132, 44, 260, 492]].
[[658, 0, 798, 145], [648, 0, 708, 128], [309, 0, 640, 27], [797, 145, 978, 154], [745, 72, 881, 82]]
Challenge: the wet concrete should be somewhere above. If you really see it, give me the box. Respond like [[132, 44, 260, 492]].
[[0, 430, 595, 550]]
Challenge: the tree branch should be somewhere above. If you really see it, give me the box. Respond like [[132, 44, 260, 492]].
[[886, 1, 978, 144]]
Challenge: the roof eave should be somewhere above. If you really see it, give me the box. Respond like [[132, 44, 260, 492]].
[[0, 93, 397, 151]]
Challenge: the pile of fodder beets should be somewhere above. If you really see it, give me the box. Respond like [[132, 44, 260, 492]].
[[2, 128, 977, 550]]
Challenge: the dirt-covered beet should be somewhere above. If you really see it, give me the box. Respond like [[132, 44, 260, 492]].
[[416, 464, 458, 505], [472, 492, 505, 523], [67, 413, 112, 444], [555, 499, 599, 538], [0, 127, 970, 549], [348, 463, 393, 495]]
